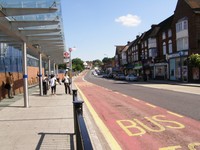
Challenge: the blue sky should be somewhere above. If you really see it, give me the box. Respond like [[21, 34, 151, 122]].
[[61, 0, 178, 61]]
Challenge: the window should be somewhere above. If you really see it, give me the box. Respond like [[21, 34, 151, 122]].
[[149, 49, 152, 57], [168, 40, 173, 53], [176, 19, 188, 32], [145, 41, 147, 47], [145, 49, 148, 59], [162, 32, 166, 40], [183, 20, 188, 30], [168, 29, 172, 37], [163, 42, 166, 55], [136, 51, 138, 61], [177, 37, 188, 51]]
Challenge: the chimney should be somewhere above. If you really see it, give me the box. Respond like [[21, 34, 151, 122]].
[[151, 24, 158, 28]]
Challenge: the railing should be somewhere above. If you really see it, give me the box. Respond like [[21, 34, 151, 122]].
[[72, 89, 93, 150]]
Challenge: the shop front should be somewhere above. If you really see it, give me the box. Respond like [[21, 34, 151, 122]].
[[168, 51, 188, 82], [153, 63, 168, 80]]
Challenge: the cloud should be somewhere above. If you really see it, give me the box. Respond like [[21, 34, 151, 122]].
[[115, 14, 141, 27]]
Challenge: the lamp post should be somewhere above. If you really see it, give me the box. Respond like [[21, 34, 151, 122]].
[[68, 47, 75, 88]]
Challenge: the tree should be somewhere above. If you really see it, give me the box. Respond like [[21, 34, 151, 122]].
[[93, 59, 102, 67], [102, 57, 114, 64], [72, 58, 84, 71], [58, 63, 66, 69], [188, 54, 200, 67]]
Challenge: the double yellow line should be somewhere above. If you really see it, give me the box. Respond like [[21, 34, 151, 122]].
[[75, 83, 122, 150]]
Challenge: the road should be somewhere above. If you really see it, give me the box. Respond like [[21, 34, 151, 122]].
[[85, 71, 200, 121], [74, 70, 200, 150]]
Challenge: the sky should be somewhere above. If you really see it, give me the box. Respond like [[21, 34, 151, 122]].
[[61, 0, 178, 61]]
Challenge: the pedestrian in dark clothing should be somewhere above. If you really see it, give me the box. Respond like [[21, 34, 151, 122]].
[[5, 72, 14, 98], [62, 73, 71, 94], [43, 74, 49, 95]]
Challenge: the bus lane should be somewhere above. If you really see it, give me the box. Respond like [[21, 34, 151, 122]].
[[74, 76, 200, 150]]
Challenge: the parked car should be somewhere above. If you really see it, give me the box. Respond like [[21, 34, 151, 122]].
[[125, 74, 138, 81], [92, 71, 98, 76], [115, 73, 126, 80]]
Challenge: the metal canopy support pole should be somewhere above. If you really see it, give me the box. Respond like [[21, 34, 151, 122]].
[[22, 42, 29, 108], [48, 58, 51, 76], [56, 64, 58, 75], [39, 53, 43, 96], [53, 62, 56, 75]]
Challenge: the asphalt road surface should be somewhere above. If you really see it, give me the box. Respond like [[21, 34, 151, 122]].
[[84, 71, 200, 121], [74, 70, 200, 150]]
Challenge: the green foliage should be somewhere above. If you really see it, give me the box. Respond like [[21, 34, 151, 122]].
[[102, 57, 114, 64], [58, 64, 66, 69], [188, 54, 200, 67], [72, 58, 84, 71], [93, 59, 102, 67]]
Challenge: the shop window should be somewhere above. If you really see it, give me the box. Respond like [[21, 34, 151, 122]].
[[156, 66, 164, 76]]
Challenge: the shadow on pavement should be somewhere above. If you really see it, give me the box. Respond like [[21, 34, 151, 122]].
[[36, 132, 75, 150]]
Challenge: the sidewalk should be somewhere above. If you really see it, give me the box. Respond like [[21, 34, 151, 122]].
[[0, 84, 74, 150], [147, 79, 200, 87]]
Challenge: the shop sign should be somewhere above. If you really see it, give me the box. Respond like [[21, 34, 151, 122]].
[[168, 51, 188, 59]]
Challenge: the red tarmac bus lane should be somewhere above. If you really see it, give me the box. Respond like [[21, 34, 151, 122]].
[[74, 76, 200, 150]]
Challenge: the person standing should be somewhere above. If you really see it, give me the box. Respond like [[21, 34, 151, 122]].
[[49, 74, 57, 95], [6, 72, 14, 98], [43, 74, 49, 95], [63, 73, 71, 94]]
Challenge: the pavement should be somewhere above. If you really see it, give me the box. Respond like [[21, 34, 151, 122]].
[[0, 79, 109, 150], [148, 79, 200, 87], [0, 75, 199, 150], [0, 84, 75, 150]]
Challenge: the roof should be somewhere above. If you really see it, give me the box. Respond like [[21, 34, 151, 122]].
[[115, 46, 125, 55], [122, 41, 133, 52], [185, 0, 200, 9], [0, 0, 65, 64], [158, 15, 174, 31]]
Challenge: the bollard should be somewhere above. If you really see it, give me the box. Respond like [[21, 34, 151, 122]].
[[73, 100, 84, 150], [73, 101, 84, 134], [72, 89, 78, 101]]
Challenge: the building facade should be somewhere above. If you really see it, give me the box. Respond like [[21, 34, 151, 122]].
[[114, 0, 200, 83]]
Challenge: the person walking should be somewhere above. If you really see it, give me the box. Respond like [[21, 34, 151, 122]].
[[42, 74, 49, 95], [63, 73, 71, 94], [49, 74, 57, 95], [6, 72, 14, 98]]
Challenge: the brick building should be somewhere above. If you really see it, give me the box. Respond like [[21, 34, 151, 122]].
[[114, 0, 200, 83]]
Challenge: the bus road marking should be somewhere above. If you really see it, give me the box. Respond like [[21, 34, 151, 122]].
[[132, 98, 140, 102], [167, 111, 184, 118], [122, 94, 128, 97], [145, 103, 157, 108]]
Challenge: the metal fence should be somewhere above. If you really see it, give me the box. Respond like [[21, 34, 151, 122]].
[[72, 89, 93, 150]]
